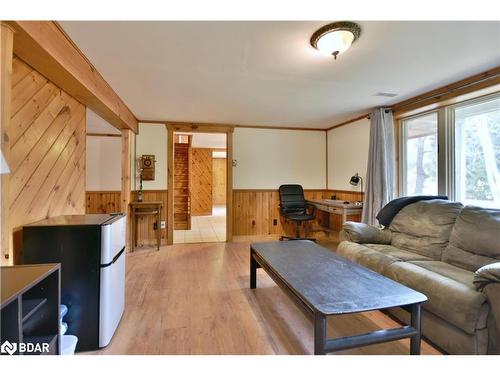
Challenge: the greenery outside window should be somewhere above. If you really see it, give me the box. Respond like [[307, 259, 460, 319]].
[[400, 92, 500, 208]]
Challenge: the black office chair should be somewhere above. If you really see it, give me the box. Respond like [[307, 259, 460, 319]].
[[278, 184, 316, 241]]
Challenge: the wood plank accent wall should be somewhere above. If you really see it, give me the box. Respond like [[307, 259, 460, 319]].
[[213, 158, 226, 205], [8, 21, 137, 132], [191, 148, 213, 216], [10, 57, 86, 262], [232, 189, 363, 236]]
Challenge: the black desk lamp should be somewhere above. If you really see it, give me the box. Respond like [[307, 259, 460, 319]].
[[349, 173, 363, 193]]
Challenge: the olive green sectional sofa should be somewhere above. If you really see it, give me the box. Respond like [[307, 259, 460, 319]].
[[337, 199, 500, 354]]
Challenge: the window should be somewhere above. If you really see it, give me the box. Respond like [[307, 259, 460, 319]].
[[400, 93, 500, 208], [452, 97, 500, 208], [401, 112, 438, 196]]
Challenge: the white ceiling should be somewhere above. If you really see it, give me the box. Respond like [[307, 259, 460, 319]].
[[61, 21, 500, 129]]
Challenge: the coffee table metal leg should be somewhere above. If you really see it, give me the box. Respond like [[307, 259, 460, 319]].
[[314, 312, 326, 355], [410, 303, 421, 355], [250, 252, 257, 289]]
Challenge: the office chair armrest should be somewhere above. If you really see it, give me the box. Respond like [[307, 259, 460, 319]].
[[306, 203, 317, 217], [340, 221, 392, 244]]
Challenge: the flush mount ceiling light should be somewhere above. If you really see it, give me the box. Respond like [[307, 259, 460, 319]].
[[310, 21, 361, 59]]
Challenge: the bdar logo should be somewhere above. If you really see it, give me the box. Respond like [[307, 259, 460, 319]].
[[1, 340, 17, 355]]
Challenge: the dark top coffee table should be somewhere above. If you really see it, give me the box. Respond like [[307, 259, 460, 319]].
[[250, 240, 427, 355]]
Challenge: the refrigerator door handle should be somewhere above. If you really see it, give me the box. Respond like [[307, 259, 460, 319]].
[[100, 247, 125, 268]]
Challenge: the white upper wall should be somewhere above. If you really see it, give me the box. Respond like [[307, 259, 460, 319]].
[[86, 136, 122, 191], [86, 109, 121, 134], [86, 109, 122, 191], [233, 128, 326, 189], [327, 118, 370, 191], [135, 123, 167, 190]]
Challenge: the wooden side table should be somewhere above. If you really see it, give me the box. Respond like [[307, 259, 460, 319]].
[[130, 201, 163, 251]]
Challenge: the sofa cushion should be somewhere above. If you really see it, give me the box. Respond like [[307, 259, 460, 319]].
[[337, 241, 431, 275], [389, 199, 463, 260], [386, 260, 489, 334], [442, 206, 500, 272]]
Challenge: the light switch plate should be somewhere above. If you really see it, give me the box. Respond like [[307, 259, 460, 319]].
[[160, 221, 166, 229]]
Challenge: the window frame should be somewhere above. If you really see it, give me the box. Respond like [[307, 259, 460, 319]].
[[398, 91, 500, 204], [398, 109, 442, 197]]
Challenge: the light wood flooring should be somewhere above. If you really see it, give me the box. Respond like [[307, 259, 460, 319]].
[[89, 240, 441, 355]]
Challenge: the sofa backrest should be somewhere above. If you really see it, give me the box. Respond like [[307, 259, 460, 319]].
[[389, 199, 464, 259], [442, 206, 500, 271]]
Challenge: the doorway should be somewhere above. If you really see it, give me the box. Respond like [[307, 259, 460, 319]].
[[172, 132, 227, 243]]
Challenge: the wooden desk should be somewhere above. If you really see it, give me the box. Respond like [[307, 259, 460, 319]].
[[307, 199, 363, 232], [130, 201, 163, 251]]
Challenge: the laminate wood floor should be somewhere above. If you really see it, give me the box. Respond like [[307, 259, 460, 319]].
[[89, 241, 441, 355]]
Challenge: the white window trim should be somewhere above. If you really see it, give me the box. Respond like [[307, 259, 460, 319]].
[[399, 91, 500, 204]]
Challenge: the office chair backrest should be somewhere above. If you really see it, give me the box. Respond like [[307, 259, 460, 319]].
[[279, 184, 307, 214]]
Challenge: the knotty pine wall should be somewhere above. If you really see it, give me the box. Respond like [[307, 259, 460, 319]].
[[10, 57, 86, 262], [232, 189, 363, 236], [191, 148, 213, 216], [85, 190, 168, 247]]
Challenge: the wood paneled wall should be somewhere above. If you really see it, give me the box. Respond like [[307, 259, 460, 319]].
[[174, 143, 190, 229], [232, 189, 363, 236], [86, 191, 121, 214], [213, 158, 226, 205], [86, 190, 168, 247], [10, 57, 86, 261], [131, 190, 168, 247], [85, 187, 363, 241], [191, 148, 213, 216]]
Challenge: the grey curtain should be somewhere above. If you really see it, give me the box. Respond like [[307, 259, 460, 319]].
[[362, 108, 395, 226]]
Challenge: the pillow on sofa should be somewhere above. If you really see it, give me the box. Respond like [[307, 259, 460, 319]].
[[442, 206, 500, 272], [389, 199, 463, 260]]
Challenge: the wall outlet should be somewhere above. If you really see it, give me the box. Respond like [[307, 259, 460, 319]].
[[273, 219, 278, 226], [160, 221, 166, 229]]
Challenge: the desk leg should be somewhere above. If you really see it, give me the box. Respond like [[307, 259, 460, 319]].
[[410, 303, 422, 355], [250, 250, 257, 289], [314, 312, 326, 355], [157, 208, 161, 251], [131, 207, 135, 253]]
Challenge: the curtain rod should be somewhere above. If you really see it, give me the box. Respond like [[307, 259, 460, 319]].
[[366, 109, 391, 120]]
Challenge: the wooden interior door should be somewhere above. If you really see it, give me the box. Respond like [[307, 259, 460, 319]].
[[173, 136, 191, 229]]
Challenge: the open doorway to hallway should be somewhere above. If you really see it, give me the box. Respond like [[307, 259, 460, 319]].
[[173, 132, 227, 243]]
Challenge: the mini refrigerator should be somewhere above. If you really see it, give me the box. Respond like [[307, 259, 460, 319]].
[[22, 214, 126, 352]]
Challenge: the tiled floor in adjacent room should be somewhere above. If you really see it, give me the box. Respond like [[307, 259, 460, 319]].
[[174, 205, 226, 243]]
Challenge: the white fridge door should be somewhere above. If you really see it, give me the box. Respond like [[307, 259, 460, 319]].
[[99, 248, 125, 347], [101, 215, 126, 264]]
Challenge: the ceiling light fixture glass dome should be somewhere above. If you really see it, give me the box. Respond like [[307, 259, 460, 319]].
[[310, 21, 361, 59]]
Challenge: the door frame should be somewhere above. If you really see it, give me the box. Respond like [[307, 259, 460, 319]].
[[166, 123, 234, 245]]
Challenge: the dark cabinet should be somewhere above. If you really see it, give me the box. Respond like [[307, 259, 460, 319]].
[[1, 264, 60, 355]]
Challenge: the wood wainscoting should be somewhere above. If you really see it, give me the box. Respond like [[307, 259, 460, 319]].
[[86, 188, 362, 243], [10, 57, 86, 263], [232, 189, 363, 237], [86, 191, 121, 214], [130, 190, 168, 247], [86, 190, 168, 247]]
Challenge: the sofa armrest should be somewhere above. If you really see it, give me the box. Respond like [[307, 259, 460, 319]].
[[339, 221, 392, 244], [480, 282, 500, 354], [474, 262, 500, 291]]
